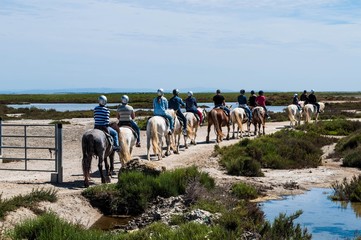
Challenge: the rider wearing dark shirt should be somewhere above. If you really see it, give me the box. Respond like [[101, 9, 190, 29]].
[[168, 89, 187, 135], [307, 89, 320, 113], [248, 90, 257, 108], [212, 89, 230, 115]]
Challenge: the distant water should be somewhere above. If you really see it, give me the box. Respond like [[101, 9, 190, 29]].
[[260, 188, 361, 240], [7, 103, 286, 113]]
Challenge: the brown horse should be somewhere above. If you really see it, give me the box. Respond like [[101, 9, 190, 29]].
[[252, 106, 266, 136], [206, 108, 230, 143]]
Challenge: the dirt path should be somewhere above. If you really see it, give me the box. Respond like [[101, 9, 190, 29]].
[[1, 118, 360, 232]]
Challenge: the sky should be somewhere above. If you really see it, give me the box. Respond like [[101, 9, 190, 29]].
[[1, 0, 361, 93]]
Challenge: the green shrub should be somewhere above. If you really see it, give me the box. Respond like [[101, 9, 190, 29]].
[[297, 119, 361, 136], [331, 175, 361, 202], [6, 212, 114, 240], [82, 166, 215, 215], [260, 210, 312, 240], [219, 130, 334, 176], [231, 182, 258, 200], [0, 188, 57, 220]]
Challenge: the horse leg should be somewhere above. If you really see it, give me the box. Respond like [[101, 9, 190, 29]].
[[98, 156, 106, 184], [206, 124, 211, 143], [231, 122, 235, 139], [147, 134, 151, 161], [82, 155, 92, 188], [226, 123, 230, 140], [165, 135, 172, 157], [109, 151, 115, 176], [103, 156, 111, 183]]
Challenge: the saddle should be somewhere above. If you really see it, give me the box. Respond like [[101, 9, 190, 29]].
[[214, 106, 229, 116], [94, 125, 113, 146], [192, 112, 200, 122]]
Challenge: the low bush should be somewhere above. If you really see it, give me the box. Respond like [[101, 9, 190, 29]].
[[82, 166, 215, 215], [0, 188, 57, 220], [296, 119, 361, 136], [218, 129, 335, 176], [231, 182, 259, 200], [334, 129, 361, 168], [6, 212, 114, 240], [331, 175, 361, 202]]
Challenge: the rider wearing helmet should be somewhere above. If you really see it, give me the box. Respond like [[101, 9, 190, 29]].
[[237, 89, 252, 122], [255, 90, 270, 119], [185, 91, 203, 125], [153, 88, 174, 135], [212, 89, 230, 116], [292, 93, 301, 111], [307, 89, 320, 113], [248, 90, 257, 109], [116, 95, 141, 147], [94, 95, 120, 151], [168, 89, 187, 136]]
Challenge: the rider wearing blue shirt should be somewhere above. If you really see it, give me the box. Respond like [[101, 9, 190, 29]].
[[94, 95, 120, 151], [237, 89, 252, 122], [153, 88, 174, 134], [168, 89, 187, 136]]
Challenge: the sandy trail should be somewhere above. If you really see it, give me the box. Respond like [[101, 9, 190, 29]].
[[0, 118, 360, 231]]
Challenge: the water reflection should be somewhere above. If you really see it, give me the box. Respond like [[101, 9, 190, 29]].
[[260, 188, 361, 240]]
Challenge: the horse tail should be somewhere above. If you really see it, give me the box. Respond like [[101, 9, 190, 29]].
[[234, 110, 243, 129], [305, 106, 310, 123], [118, 130, 131, 165], [82, 132, 93, 183], [211, 109, 223, 139], [150, 120, 161, 155], [286, 106, 295, 125]]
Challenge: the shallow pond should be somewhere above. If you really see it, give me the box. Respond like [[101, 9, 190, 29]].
[[90, 215, 132, 231], [260, 188, 361, 240]]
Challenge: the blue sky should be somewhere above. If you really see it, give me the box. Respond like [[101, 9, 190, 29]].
[[1, 0, 361, 93]]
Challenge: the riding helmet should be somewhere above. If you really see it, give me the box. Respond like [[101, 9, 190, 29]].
[[303, 90, 307, 93], [98, 95, 107, 106], [240, 89, 245, 94], [187, 91, 193, 97], [173, 89, 179, 96], [216, 89, 221, 94], [310, 89, 314, 94], [294, 93, 298, 97], [259, 90, 264, 95], [251, 90, 255, 94], [157, 88, 164, 96], [121, 95, 129, 104]]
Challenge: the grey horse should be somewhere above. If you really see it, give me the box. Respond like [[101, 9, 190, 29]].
[[81, 128, 115, 187]]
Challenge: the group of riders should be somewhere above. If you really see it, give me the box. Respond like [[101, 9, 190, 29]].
[[93, 88, 320, 152], [292, 89, 320, 113]]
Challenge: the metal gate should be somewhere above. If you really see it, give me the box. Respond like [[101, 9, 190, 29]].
[[0, 118, 63, 183]]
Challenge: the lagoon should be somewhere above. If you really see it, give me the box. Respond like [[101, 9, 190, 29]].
[[260, 188, 361, 240], [7, 103, 287, 113]]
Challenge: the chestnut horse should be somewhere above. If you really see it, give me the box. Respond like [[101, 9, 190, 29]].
[[252, 106, 266, 136], [206, 108, 230, 143]]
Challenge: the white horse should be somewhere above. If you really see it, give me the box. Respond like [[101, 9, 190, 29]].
[[304, 102, 325, 123], [286, 101, 304, 127], [230, 107, 250, 138], [109, 122, 136, 166], [146, 109, 176, 161], [172, 116, 183, 154], [184, 112, 200, 148]]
